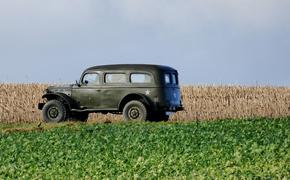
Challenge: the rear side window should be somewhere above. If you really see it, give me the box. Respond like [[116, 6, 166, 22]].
[[164, 74, 171, 84], [105, 73, 127, 84], [130, 73, 152, 83]]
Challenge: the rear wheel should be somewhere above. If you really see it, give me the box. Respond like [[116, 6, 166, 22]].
[[123, 100, 148, 121], [42, 100, 67, 123]]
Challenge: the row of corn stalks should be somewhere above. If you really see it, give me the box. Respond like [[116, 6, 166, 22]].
[[0, 84, 289, 123]]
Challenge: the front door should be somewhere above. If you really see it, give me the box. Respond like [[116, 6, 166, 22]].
[[72, 73, 102, 109]]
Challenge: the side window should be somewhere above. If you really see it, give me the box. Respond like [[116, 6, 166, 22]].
[[105, 73, 127, 84], [172, 73, 178, 85], [130, 73, 152, 83], [164, 73, 171, 84], [82, 73, 100, 85]]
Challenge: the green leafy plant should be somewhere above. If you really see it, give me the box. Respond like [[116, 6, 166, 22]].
[[0, 118, 289, 179]]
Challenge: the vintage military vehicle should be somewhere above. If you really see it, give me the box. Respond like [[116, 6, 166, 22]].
[[38, 64, 184, 122]]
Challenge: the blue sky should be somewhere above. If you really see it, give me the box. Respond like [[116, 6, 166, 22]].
[[0, 0, 289, 85]]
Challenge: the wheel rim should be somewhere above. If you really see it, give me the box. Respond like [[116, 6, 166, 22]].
[[128, 107, 140, 120], [48, 107, 59, 119]]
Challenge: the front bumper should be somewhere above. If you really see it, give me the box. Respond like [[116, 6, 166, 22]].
[[38, 103, 45, 110]]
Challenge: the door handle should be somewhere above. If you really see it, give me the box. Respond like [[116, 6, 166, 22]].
[[96, 90, 101, 92]]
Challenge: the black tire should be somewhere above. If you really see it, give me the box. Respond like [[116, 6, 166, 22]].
[[123, 100, 148, 121], [42, 100, 67, 123], [70, 112, 89, 122]]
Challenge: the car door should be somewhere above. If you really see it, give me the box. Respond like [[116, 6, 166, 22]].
[[72, 72, 102, 109], [100, 72, 128, 109]]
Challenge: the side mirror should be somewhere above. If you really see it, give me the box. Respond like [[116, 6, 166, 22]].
[[84, 80, 89, 84], [76, 80, 81, 87]]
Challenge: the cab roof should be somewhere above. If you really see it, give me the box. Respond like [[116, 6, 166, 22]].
[[85, 64, 177, 72]]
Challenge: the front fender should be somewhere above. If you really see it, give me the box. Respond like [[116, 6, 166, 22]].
[[42, 93, 78, 110]]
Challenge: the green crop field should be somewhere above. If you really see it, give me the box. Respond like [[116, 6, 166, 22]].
[[0, 118, 289, 179]]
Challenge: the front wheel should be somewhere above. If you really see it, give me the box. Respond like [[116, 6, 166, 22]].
[[123, 100, 148, 121], [42, 100, 67, 123]]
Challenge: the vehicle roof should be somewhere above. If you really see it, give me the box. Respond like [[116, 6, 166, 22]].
[[85, 64, 177, 72]]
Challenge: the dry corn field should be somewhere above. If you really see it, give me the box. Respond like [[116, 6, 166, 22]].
[[0, 83, 290, 123]]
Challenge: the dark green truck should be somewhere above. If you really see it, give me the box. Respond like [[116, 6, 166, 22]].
[[38, 64, 184, 122]]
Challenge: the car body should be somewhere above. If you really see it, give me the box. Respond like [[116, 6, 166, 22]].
[[38, 64, 184, 122]]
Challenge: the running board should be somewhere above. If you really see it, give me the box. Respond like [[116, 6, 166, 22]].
[[71, 108, 118, 112]]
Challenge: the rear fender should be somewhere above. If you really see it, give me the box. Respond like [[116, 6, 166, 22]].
[[118, 93, 152, 111]]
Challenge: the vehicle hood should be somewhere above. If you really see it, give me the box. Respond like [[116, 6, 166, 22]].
[[46, 85, 72, 96]]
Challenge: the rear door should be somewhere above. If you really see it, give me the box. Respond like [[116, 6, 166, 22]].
[[100, 72, 128, 109], [163, 72, 182, 107]]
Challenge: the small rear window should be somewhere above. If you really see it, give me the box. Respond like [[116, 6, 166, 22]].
[[164, 74, 171, 84], [130, 73, 152, 83], [172, 73, 178, 85]]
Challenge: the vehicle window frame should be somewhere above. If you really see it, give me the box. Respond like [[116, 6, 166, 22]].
[[130, 73, 153, 84], [104, 72, 128, 84], [81, 72, 101, 86]]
